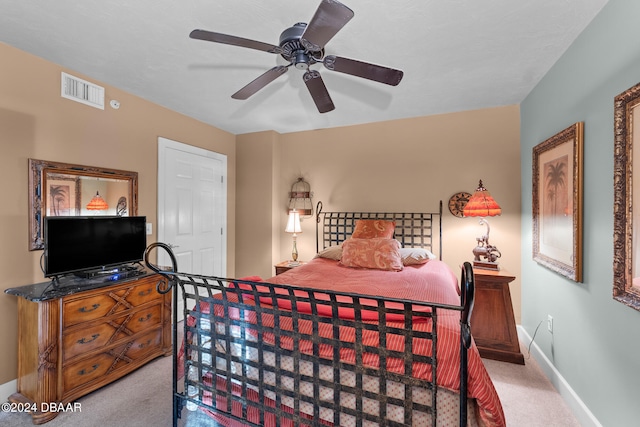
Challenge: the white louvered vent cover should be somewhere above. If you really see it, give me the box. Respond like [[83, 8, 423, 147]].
[[61, 72, 105, 109]]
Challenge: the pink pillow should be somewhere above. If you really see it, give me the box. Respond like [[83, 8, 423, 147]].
[[340, 238, 403, 271], [351, 219, 395, 239]]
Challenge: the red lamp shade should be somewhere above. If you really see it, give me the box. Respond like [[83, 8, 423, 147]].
[[86, 191, 109, 211], [463, 180, 501, 217]]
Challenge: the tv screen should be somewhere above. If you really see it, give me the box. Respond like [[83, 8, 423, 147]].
[[44, 216, 147, 278]]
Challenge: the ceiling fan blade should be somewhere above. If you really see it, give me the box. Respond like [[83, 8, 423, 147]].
[[231, 66, 289, 100], [190, 29, 282, 54], [300, 0, 354, 52], [323, 55, 404, 86], [303, 70, 335, 113]]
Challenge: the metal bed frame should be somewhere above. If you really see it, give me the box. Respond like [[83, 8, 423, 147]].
[[145, 202, 475, 427], [315, 201, 442, 259]]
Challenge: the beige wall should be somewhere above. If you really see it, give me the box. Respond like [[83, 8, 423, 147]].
[[0, 43, 236, 384], [236, 105, 522, 320], [235, 131, 281, 278]]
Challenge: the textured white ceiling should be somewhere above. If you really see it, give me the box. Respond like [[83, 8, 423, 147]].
[[0, 0, 608, 135]]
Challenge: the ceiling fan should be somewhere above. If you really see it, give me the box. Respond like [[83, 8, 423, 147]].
[[189, 0, 404, 113]]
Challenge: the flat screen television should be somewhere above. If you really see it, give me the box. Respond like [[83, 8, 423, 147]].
[[43, 216, 147, 278]]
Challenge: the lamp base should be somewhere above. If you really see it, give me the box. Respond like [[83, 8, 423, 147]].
[[287, 261, 300, 267], [473, 260, 500, 271]]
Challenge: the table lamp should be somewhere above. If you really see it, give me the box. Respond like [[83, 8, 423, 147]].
[[463, 180, 502, 270], [285, 209, 302, 266]]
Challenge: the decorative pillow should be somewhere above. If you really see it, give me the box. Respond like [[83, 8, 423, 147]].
[[351, 219, 395, 239], [340, 238, 403, 271], [315, 244, 343, 261], [399, 247, 436, 266]]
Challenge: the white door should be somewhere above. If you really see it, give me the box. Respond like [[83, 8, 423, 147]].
[[157, 138, 227, 317]]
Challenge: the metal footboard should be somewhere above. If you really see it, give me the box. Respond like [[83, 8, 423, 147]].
[[145, 243, 474, 427]]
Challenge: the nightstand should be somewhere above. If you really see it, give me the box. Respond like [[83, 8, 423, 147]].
[[470, 268, 524, 364], [274, 260, 306, 275]]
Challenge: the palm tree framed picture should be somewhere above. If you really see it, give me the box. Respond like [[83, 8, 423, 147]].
[[532, 122, 584, 282], [45, 176, 80, 217]]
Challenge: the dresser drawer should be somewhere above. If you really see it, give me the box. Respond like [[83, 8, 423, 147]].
[[63, 278, 162, 327], [63, 304, 163, 362], [125, 278, 164, 306], [63, 328, 163, 394]]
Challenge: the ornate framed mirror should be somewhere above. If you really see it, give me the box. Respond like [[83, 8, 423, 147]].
[[613, 81, 640, 311], [28, 159, 138, 250]]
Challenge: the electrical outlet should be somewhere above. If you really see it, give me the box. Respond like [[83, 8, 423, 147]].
[[547, 315, 553, 333], [146, 223, 153, 235]]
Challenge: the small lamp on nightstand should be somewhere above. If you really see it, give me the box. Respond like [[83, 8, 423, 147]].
[[463, 180, 502, 270], [285, 210, 302, 266]]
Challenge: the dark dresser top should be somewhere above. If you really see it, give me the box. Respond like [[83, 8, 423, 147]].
[[5, 269, 152, 302]]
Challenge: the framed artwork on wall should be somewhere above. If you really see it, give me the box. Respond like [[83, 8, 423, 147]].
[[613, 81, 640, 311], [45, 176, 81, 217], [532, 122, 584, 282]]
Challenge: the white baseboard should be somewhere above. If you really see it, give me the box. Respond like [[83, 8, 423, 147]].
[[517, 325, 602, 427], [0, 379, 16, 404]]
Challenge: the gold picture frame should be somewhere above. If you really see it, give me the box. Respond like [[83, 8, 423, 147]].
[[532, 122, 584, 282], [613, 81, 640, 311]]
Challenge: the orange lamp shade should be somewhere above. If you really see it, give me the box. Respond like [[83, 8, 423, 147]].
[[86, 191, 109, 210], [463, 180, 501, 217]]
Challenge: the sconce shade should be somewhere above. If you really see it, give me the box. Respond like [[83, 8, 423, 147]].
[[463, 180, 501, 217], [86, 191, 109, 210], [288, 177, 313, 217], [285, 210, 302, 234]]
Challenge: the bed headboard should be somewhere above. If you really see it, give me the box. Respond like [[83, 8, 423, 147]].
[[315, 200, 443, 260]]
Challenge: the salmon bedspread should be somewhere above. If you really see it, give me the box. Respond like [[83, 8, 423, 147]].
[[264, 258, 505, 427], [182, 258, 505, 427]]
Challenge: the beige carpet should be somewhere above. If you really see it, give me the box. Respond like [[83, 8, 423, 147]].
[[482, 350, 581, 427], [0, 344, 580, 427]]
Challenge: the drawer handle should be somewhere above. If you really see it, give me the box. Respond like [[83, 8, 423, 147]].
[[79, 303, 100, 313], [78, 364, 99, 376], [138, 313, 153, 323], [138, 339, 152, 349], [77, 334, 100, 345], [138, 289, 152, 297]]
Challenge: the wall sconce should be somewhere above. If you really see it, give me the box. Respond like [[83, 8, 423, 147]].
[[288, 177, 313, 218], [86, 191, 109, 211], [463, 180, 502, 270], [285, 209, 302, 266]]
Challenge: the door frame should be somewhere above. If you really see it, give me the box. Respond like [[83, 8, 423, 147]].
[[157, 137, 228, 277]]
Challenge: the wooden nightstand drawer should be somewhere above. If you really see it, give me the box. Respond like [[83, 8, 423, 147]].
[[274, 260, 306, 275]]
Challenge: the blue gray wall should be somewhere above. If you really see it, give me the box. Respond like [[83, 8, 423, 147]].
[[521, 1, 640, 425]]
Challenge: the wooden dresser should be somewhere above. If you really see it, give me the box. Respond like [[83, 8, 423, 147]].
[[5, 272, 172, 424], [470, 268, 524, 364]]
